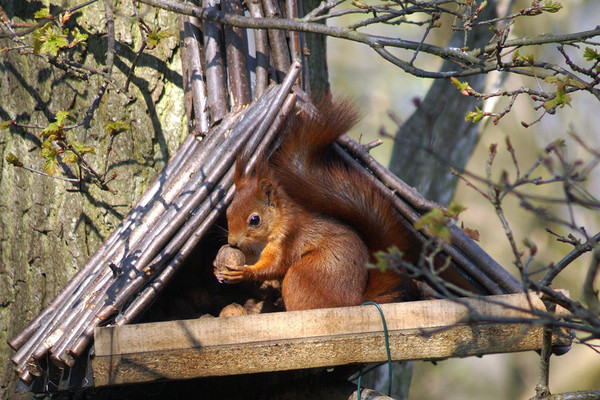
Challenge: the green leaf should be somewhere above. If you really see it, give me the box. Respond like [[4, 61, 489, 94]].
[[41, 147, 59, 176], [55, 110, 70, 125], [446, 203, 466, 219], [40, 111, 69, 138], [71, 141, 96, 156], [366, 246, 404, 272], [6, 153, 24, 167], [542, 1, 563, 13], [465, 106, 485, 123], [35, 24, 68, 56], [70, 27, 88, 48], [42, 135, 59, 152], [368, 250, 390, 272], [583, 47, 600, 62], [543, 87, 571, 112], [450, 77, 473, 96], [544, 74, 586, 90], [41, 145, 55, 157], [104, 120, 130, 136], [32, 22, 52, 54], [62, 151, 79, 164], [512, 50, 534, 65], [1, 120, 14, 129], [40, 122, 61, 139], [414, 208, 454, 243], [63, 142, 95, 164], [34, 8, 50, 19], [146, 28, 173, 50]]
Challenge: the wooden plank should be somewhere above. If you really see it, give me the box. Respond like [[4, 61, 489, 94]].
[[92, 292, 572, 386]]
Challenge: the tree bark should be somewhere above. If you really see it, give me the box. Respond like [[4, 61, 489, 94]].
[[0, 2, 184, 398]]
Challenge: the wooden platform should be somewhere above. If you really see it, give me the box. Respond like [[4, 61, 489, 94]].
[[92, 292, 571, 386]]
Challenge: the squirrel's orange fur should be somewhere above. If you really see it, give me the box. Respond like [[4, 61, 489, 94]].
[[218, 98, 422, 310]]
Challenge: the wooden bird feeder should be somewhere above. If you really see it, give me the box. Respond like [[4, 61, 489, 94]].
[[8, 1, 573, 396], [92, 292, 571, 387]]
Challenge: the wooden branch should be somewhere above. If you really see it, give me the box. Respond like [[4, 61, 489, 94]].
[[242, 60, 301, 176], [285, 0, 309, 92], [202, 0, 228, 123], [179, 16, 194, 128], [222, 0, 251, 106], [182, 15, 210, 133], [285, 0, 301, 64], [247, 0, 270, 98], [247, 92, 297, 170], [262, 0, 291, 82], [92, 292, 572, 386]]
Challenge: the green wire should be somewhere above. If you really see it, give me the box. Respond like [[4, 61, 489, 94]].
[[356, 301, 393, 398]]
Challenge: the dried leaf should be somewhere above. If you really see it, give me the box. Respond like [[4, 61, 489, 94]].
[[461, 226, 480, 241]]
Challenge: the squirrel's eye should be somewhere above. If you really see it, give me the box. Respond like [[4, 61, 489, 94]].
[[248, 214, 261, 227]]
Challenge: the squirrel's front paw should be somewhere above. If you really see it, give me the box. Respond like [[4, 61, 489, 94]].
[[213, 245, 246, 283], [215, 264, 247, 284]]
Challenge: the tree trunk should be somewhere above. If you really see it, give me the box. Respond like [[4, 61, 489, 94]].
[[381, 4, 499, 397], [0, 2, 184, 398], [389, 4, 498, 205]]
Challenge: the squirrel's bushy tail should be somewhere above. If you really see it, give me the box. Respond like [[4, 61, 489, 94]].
[[270, 98, 421, 302]]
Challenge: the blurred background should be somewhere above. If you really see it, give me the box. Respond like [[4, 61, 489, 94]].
[[327, 0, 600, 398]]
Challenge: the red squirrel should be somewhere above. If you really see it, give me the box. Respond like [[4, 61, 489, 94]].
[[216, 98, 422, 310]]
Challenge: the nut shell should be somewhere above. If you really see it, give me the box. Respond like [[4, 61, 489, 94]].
[[213, 245, 246, 274]]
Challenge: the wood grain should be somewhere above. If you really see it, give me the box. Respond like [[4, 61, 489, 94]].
[[93, 292, 572, 386]]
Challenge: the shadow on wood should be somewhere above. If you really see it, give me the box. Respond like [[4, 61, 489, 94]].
[[93, 292, 572, 386]]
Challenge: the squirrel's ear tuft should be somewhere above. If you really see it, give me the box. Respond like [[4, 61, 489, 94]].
[[234, 157, 249, 187], [234, 153, 263, 187], [259, 178, 277, 206], [259, 179, 273, 195]]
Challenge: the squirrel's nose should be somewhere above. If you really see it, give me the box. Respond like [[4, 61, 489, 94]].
[[228, 238, 238, 248]]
